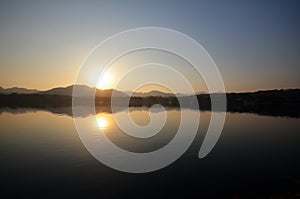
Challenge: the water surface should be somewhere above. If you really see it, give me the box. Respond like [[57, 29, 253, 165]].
[[0, 108, 299, 198]]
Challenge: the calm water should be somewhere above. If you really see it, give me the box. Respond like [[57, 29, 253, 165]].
[[0, 108, 300, 198]]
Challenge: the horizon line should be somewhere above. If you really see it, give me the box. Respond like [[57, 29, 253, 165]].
[[1, 84, 300, 94]]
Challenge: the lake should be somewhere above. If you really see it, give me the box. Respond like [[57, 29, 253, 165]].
[[0, 107, 300, 198]]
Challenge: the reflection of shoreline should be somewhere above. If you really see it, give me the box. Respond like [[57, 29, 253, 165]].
[[0, 89, 299, 118], [0, 105, 299, 119]]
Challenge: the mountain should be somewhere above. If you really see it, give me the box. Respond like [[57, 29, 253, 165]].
[[0, 85, 128, 98], [37, 85, 75, 96], [37, 85, 92, 97], [0, 86, 40, 94], [96, 89, 128, 98], [0, 85, 192, 98], [129, 90, 175, 97], [37, 85, 128, 98], [126, 90, 206, 97]]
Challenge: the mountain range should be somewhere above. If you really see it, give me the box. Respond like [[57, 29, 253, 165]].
[[0, 86, 39, 94], [0, 85, 179, 97]]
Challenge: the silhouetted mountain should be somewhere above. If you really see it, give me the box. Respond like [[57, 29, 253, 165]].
[[0, 85, 190, 97], [128, 90, 175, 97], [0, 86, 40, 94], [0, 85, 129, 98], [37, 85, 75, 96], [96, 89, 129, 98], [36, 85, 128, 98], [126, 90, 203, 97]]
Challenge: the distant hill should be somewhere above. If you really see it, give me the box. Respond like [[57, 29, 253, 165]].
[[128, 90, 175, 97], [0, 85, 128, 98], [96, 89, 129, 98], [0, 86, 40, 94], [0, 85, 177, 97], [127, 90, 205, 97], [37, 85, 129, 98], [37, 85, 75, 96]]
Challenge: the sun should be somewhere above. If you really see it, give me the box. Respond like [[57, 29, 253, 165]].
[[97, 72, 114, 89]]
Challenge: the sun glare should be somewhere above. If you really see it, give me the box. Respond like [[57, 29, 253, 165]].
[[98, 72, 114, 89]]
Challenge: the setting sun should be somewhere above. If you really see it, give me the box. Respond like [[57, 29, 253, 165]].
[[97, 72, 114, 89]]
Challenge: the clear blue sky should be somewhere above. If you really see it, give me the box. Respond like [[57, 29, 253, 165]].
[[0, 0, 299, 92]]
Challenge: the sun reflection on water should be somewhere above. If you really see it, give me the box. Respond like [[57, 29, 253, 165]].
[[96, 115, 109, 129]]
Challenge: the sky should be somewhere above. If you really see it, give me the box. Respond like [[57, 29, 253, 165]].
[[0, 0, 299, 92]]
